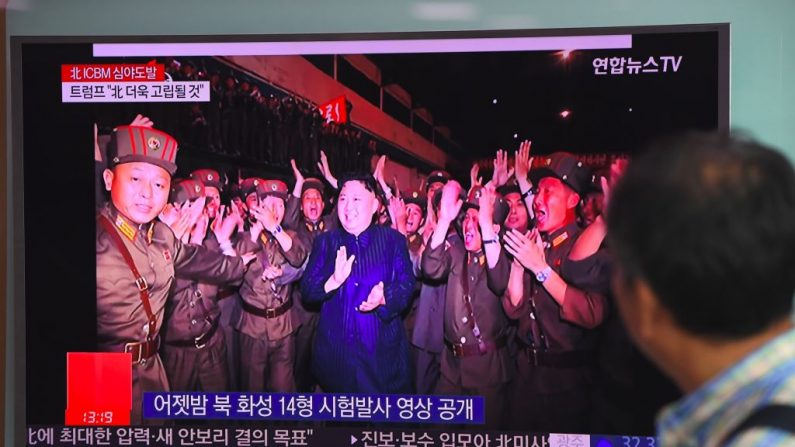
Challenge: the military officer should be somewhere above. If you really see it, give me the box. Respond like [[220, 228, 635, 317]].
[[421, 181, 514, 429], [234, 179, 308, 392], [283, 160, 337, 392], [159, 178, 244, 394], [502, 152, 611, 432], [96, 125, 249, 423]]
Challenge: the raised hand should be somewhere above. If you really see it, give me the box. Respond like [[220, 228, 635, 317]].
[[290, 158, 305, 198], [249, 205, 279, 233], [437, 181, 464, 224], [515, 140, 533, 190], [158, 203, 180, 228], [373, 155, 387, 183], [129, 114, 154, 128], [478, 185, 497, 227], [214, 203, 242, 244], [491, 149, 515, 188], [190, 210, 210, 245], [317, 150, 338, 189], [186, 197, 207, 230], [331, 246, 356, 286], [387, 196, 408, 234], [470, 163, 483, 190]]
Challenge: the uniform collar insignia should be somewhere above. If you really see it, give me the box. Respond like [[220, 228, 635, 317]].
[[110, 205, 154, 243], [552, 232, 568, 248], [114, 214, 137, 241], [305, 220, 324, 232], [467, 250, 485, 266], [544, 222, 580, 249]]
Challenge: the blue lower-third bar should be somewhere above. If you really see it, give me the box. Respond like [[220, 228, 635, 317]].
[[142, 392, 485, 424]]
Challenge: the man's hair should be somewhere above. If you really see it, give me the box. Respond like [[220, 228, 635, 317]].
[[338, 171, 378, 196], [608, 131, 795, 338]]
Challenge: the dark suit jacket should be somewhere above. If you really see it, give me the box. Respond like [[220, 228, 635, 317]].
[[301, 224, 415, 394]]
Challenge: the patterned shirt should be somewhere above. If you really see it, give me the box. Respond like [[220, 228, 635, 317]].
[[657, 326, 795, 446]]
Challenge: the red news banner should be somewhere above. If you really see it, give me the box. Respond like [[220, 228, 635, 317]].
[[61, 63, 209, 103], [61, 63, 166, 82]]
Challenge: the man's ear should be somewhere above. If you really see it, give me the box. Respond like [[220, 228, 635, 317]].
[[103, 169, 114, 192], [567, 191, 581, 209], [370, 194, 380, 215]]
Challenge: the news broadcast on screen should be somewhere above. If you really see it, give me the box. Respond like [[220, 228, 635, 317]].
[[13, 25, 728, 447]]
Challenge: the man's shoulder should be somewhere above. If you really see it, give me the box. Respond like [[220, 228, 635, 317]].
[[377, 225, 407, 242], [151, 220, 178, 245]]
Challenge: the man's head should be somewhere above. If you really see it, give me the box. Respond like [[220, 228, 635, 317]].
[[498, 183, 529, 233], [337, 172, 379, 236], [460, 186, 509, 252], [103, 125, 179, 224], [240, 178, 265, 215], [426, 170, 451, 204], [607, 132, 795, 380], [169, 178, 204, 206], [301, 178, 326, 223], [190, 169, 223, 219], [257, 180, 289, 226], [403, 189, 427, 234], [104, 162, 171, 225], [530, 153, 589, 233]]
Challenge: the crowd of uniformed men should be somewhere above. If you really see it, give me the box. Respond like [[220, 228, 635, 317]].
[[96, 114, 623, 431]]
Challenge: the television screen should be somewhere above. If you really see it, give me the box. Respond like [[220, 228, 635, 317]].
[[13, 24, 728, 447]]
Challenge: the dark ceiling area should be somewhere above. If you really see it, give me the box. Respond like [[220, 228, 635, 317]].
[[368, 31, 720, 162]]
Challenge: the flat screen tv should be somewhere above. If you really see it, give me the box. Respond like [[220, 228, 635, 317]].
[[11, 24, 728, 447]]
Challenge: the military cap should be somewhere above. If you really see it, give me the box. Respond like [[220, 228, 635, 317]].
[[529, 152, 591, 196], [169, 179, 204, 204], [403, 189, 427, 213], [301, 177, 326, 198], [462, 186, 510, 225], [107, 125, 179, 175], [497, 179, 522, 197], [240, 177, 266, 199], [257, 179, 289, 201], [426, 170, 451, 190], [190, 169, 223, 191]]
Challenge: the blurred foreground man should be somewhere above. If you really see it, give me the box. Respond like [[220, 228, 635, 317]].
[[608, 132, 795, 446]]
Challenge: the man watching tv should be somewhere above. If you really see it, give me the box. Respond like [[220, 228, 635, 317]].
[[607, 131, 795, 446]]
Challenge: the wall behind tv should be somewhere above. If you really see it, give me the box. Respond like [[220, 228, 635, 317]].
[[5, 0, 795, 443]]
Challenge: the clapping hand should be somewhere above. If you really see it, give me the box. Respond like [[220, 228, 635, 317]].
[[249, 205, 279, 234], [359, 281, 386, 312], [330, 246, 355, 288], [213, 204, 243, 244], [503, 229, 548, 274], [261, 265, 284, 281]]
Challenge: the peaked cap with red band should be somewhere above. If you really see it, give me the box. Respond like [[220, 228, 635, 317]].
[[107, 125, 179, 175]]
